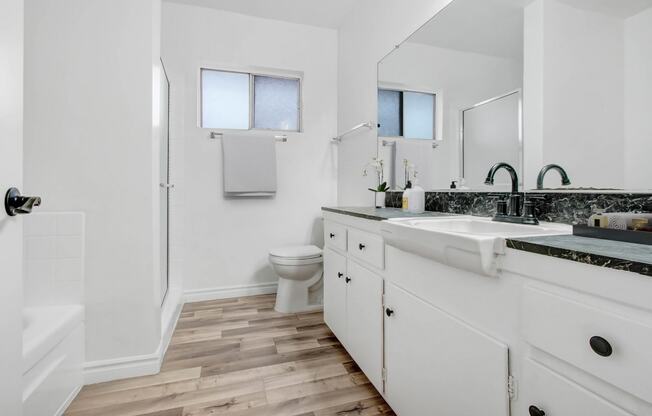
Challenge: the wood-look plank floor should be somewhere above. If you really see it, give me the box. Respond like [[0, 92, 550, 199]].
[[66, 294, 394, 416]]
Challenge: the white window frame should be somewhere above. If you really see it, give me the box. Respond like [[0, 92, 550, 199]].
[[199, 66, 303, 133]]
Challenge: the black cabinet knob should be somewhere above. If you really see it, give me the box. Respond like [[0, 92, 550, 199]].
[[358, 243, 366, 250], [529, 405, 545, 416], [337, 272, 343, 278], [329, 233, 335, 239], [590, 336, 613, 357], [385, 308, 394, 317], [345, 277, 351, 283]]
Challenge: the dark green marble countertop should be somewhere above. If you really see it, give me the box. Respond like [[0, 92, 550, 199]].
[[507, 235, 652, 277], [321, 207, 455, 221]]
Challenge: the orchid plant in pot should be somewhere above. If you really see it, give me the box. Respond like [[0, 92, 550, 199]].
[[363, 157, 389, 208]]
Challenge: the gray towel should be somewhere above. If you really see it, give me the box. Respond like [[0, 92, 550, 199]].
[[222, 135, 277, 197]]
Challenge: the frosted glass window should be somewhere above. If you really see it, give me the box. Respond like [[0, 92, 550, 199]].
[[378, 89, 402, 137], [403, 91, 435, 140], [201, 69, 250, 129], [253, 76, 300, 131]]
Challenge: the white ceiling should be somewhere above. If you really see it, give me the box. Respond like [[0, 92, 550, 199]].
[[164, 0, 357, 29], [556, 0, 652, 18], [407, 0, 529, 60]]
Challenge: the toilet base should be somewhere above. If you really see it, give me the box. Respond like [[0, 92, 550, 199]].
[[274, 270, 324, 314]]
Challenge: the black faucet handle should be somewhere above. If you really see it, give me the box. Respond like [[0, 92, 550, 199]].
[[496, 200, 508, 216], [523, 201, 536, 218]]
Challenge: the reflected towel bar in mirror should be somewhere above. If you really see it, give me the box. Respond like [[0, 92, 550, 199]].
[[331, 121, 374, 143], [209, 132, 288, 142]]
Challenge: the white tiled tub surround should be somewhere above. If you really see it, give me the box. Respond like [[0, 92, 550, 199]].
[[23, 212, 85, 306], [22, 212, 86, 415]]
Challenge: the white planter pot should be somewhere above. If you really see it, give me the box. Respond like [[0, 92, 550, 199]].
[[375, 192, 386, 208]]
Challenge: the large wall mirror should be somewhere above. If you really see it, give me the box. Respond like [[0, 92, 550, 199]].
[[377, 0, 652, 193]]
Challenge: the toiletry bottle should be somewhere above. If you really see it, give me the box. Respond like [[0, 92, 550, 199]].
[[408, 179, 425, 214], [450, 181, 457, 189], [402, 182, 413, 211]]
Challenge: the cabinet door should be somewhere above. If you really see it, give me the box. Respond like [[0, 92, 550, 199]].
[[520, 359, 634, 416], [323, 248, 347, 343], [385, 283, 510, 416], [346, 259, 383, 391]]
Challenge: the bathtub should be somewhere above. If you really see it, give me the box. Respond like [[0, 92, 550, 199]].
[[23, 305, 85, 416]]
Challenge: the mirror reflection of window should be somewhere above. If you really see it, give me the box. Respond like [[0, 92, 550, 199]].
[[404, 92, 434, 140], [378, 89, 435, 140]]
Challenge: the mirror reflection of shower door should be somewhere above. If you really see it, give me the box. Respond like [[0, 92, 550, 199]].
[[461, 90, 522, 191], [159, 59, 171, 305]]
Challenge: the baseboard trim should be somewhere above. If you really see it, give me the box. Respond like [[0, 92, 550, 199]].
[[84, 291, 184, 385], [84, 351, 161, 385], [83, 284, 276, 385], [56, 385, 82, 416], [183, 282, 278, 303]]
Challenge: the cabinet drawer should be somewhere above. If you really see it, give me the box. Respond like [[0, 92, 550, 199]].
[[324, 221, 347, 252], [522, 359, 633, 416], [347, 228, 384, 269], [522, 286, 652, 403]]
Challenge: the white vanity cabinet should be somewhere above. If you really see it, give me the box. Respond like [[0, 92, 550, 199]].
[[521, 359, 634, 416], [323, 210, 652, 416], [323, 213, 384, 391], [384, 282, 510, 416]]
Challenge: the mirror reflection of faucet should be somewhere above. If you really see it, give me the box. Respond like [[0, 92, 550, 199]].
[[536, 164, 571, 190], [4, 187, 42, 216]]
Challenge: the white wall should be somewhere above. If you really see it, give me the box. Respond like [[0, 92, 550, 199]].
[[378, 42, 522, 190], [337, 0, 454, 205], [24, 0, 163, 371], [0, 0, 24, 411], [161, 3, 338, 296], [624, 7, 652, 189], [524, 0, 626, 189]]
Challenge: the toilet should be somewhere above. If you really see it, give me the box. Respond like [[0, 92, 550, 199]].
[[269, 245, 324, 313]]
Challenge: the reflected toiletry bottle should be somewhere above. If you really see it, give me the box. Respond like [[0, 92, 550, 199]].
[[408, 179, 425, 214], [402, 181, 413, 211]]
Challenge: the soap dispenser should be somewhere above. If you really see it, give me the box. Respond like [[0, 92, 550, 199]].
[[408, 178, 425, 214]]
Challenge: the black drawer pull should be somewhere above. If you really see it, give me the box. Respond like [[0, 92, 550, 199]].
[[529, 406, 545, 416], [358, 243, 366, 250], [345, 277, 351, 283], [329, 233, 335, 239], [590, 336, 613, 357], [337, 272, 343, 278], [385, 308, 394, 317]]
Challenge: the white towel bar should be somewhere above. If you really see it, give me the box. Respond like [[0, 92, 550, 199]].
[[331, 122, 374, 143], [209, 132, 287, 142]]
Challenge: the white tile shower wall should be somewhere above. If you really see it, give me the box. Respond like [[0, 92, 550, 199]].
[[23, 212, 85, 307]]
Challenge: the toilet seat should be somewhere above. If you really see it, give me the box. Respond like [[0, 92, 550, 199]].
[[269, 245, 322, 260], [269, 245, 323, 266]]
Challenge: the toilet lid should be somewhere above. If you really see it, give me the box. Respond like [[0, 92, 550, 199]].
[[269, 245, 322, 260]]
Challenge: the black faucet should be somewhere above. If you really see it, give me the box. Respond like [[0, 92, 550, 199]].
[[484, 163, 538, 225], [536, 164, 571, 190], [485, 162, 521, 215]]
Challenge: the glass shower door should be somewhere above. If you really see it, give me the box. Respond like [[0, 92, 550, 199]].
[[159, 59, 171, 305]]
